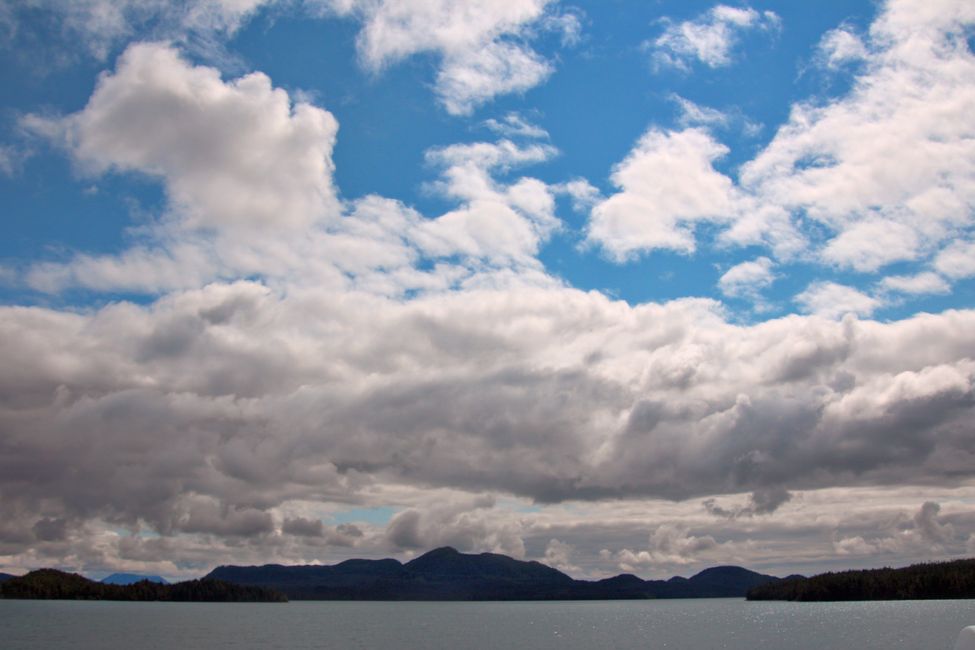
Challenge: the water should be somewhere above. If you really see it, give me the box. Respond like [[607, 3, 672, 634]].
[[1, 598, 973, 649]]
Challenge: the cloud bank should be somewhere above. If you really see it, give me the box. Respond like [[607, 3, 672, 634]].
[[3, 0, 975, 581]]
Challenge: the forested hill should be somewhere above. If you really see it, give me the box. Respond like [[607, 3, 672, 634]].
[[0, 569, 286, 602], [208, 546, 778, 600], [747, 558, 975, 601]]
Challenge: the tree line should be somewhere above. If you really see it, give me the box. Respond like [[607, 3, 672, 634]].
[[747, 558, 975, 601], [0, 569, 287, 602]]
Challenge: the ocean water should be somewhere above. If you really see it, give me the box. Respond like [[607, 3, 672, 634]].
[[2, 598, 974, 649]]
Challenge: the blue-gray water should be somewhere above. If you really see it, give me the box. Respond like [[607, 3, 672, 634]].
[[2, 598, 974, 649]]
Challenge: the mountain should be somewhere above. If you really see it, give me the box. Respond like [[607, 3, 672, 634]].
[[747, 558, 975, 601], [101, 573, 169, 585], [208, 546, 778, 601], [0, 568, 286, 602], [0, 572, 15, 582]]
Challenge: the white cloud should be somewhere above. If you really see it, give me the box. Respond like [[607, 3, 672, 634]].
[[483, 112, 549, 140], [671, 95, 729, 128], [325, 0, 573, 114], [25, 42, 340, 233], [595, 0, 975, 302], [3, 0, 274, 59], [611, 524, 722, 573], [817, 27, 868, 68], [821, 220, 921, 272], [718, 257, 775, 300], [18, 43, 572, 296], [7, 0, 572, 113], [833, 501, 959, 557], [555, 178, 601, 212], [384, 495, 525, 558], [412, 139, 561, 264], [795, 281, 880, 319], [739, 0, 975, 272], [435, 39, 552, 115], [651, 5, 780, 71], [586, 128, 735, 260], [878, 272, 951, 296], [542, 538, 580, 573], [935, 240, 975, 279]]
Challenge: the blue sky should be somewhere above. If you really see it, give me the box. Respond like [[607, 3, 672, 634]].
[[2, 0, 975, 580], [4, 0, 970, 317]]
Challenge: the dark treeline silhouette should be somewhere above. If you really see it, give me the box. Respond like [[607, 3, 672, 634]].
[[747, 558, 975, 601], [208, 546, 778, 600], [0, 569, 287, 602]]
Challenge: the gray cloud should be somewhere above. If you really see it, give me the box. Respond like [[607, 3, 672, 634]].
[[704, 488, 793, 519], [2, 284, 975, 561]]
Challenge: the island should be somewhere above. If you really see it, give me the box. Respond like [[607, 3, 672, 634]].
[[0, 569, 287, 602], [746, 558, 975, 601], [207, 546, 778, 600]]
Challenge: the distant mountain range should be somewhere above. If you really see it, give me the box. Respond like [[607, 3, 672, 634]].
[[0, 572, 14, 583], [101, 573, 168, 585], [207, 546, 779, 601], [747, 558, 975, 601]]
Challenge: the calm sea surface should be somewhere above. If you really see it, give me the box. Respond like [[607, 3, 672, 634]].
[[2, 598, 974, 649]]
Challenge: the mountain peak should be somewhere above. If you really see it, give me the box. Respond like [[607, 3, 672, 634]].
[[419, 546, 461, 558], [101, 572, 168, 585]]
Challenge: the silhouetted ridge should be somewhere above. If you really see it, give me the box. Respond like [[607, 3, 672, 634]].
[[0, 572, 14, 583], [0, 568, 286, 602], [747, 558, 975, 601], [405, 547, 573, 582], [206, 547, 777, 600]]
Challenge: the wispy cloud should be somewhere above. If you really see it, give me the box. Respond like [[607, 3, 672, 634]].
[[650, 5, 780, 71]]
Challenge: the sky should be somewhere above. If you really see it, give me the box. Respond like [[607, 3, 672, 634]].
[[1, 0, 975, 582]]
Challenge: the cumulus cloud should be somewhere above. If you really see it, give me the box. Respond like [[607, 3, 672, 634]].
[[19, 43, 568, 296], [597, 0, 975, 300], [718, 257, 775, 303], [3, 279, 975, 561], [651, 5, 780, 71], [833, 501, 962, 557], [323, 0, 575, 114], [607, 525, 721, 575], [384, 496, 525, 557], [24, 42, 340, 233], [878, 272, 951, 296], [412, 138, 561, 265], [817, 26, 868, 69], [586, 128, 735, 260], [6, 0, 573, 113], [738, 0, 975, 270], [795, 282, 879, 319], [542, 539, 579, 573], [935, 240, 975, 279]]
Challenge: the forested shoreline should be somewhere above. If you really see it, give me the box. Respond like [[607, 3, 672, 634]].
[[0, 569, 287, 602], [747, 559, 975, 601]]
